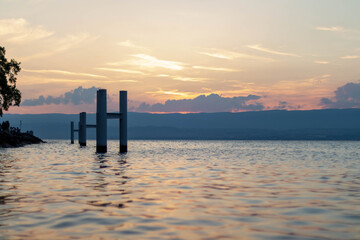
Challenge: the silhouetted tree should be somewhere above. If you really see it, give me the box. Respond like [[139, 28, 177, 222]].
[[0, 46, 21, 116]]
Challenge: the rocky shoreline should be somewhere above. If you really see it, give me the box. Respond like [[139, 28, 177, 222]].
[[0, 131, 44, 148]]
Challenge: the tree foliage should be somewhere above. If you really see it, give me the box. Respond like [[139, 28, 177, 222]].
[[0, 46, 21, 116]]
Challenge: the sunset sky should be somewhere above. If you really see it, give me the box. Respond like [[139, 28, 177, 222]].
[[1, 0, 359, 113]]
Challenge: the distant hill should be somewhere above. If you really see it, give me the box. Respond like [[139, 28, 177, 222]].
[[2, 108, 360, 140]]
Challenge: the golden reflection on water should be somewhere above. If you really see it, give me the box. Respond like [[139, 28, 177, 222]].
[[0, 140, 360, 239]]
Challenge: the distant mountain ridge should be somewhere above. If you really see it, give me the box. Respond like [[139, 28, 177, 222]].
[[2, 108, 360, 140]]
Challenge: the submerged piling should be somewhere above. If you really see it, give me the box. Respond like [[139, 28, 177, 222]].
[[96, 89, 107, 153], [78, 122, 80, 145], [70, 121, 74, 144], [120, 91, 127, 153], [71, 88, 127, 153], [79, 112, 87, 146]]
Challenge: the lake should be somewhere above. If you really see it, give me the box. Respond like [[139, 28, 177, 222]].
[[1, 140, 359, 239]]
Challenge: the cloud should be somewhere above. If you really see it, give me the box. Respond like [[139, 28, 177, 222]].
[[273, 101, 300, 110], [315, 26, 360, 41], [247, 44, 300, 57], [134, 94, 264, 113], [22, 86, 100, 106], [340, 55, 360, 59], [199, 48, 274, 62], [117, 40, 146, 50], [148, 89, 188, 96], [320, 82, 360, 109], [199, 50, 237, 60], [193, 66, 240, 72], [316, 26, 345, 32], [275, 101, 288, 110], [314, 61, 329, 64], [0, 18, 53, 43], [107, 54, 185, 71], [172, 76, 207, 82], [22, 33, 92, 61], [55, 33, 92, 51], [157, 74, 208, 82], [278, 74, 330, 89], [131, 54, 184, 70], [23, 69, 107, 79], [116, 80, 138, 83], [96, 67, 145, 75]]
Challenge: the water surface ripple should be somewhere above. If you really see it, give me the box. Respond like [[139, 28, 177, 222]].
[[0, 140, 359, 239]]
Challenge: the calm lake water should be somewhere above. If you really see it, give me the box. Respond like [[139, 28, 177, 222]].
[[0, 140, 359, 239]]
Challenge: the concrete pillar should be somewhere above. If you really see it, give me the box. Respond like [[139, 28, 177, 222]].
[[96, 89, 107, 153], [78, 122, 80, 144], [120, 91, 127, 153], [79, 112, 86, 146], [70, 121, 74, 144]]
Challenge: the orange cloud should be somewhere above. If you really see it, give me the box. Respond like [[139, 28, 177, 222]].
[[0, 18, 53, 43], [199, 48, 274, 62], [247, 44, 300, 57]]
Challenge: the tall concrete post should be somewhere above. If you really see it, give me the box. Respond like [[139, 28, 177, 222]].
[[96, 89, 107, 153], [78, 122, 80, 144], [70, 121, 74, 144], [120, 91, 127, 153], [79, 112, 87, 146]]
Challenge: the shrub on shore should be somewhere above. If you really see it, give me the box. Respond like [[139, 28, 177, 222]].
[[0, 121, 43, 148]]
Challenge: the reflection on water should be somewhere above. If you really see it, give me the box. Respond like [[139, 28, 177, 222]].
[[0, 140, 360, 239]]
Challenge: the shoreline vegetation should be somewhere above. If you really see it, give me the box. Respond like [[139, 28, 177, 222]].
[[0, 121, 44, 148]]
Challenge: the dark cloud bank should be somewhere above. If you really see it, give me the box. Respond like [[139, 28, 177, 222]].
[[23, 86, 264, 112], [134, 94, 264, 113], [22, 86, 99, 106], [272, 101, 301, 110], [321, 82, 360, 109], [21, 82, 360, 112]]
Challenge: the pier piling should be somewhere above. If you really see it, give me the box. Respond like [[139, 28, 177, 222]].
[[96, 89, 107, 153], [71, 89, 127, 153], [78, 122, 80, 144], [79, 112, 87, 146], [120, 91, 127, 153], [70, 121, 74, 144]]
